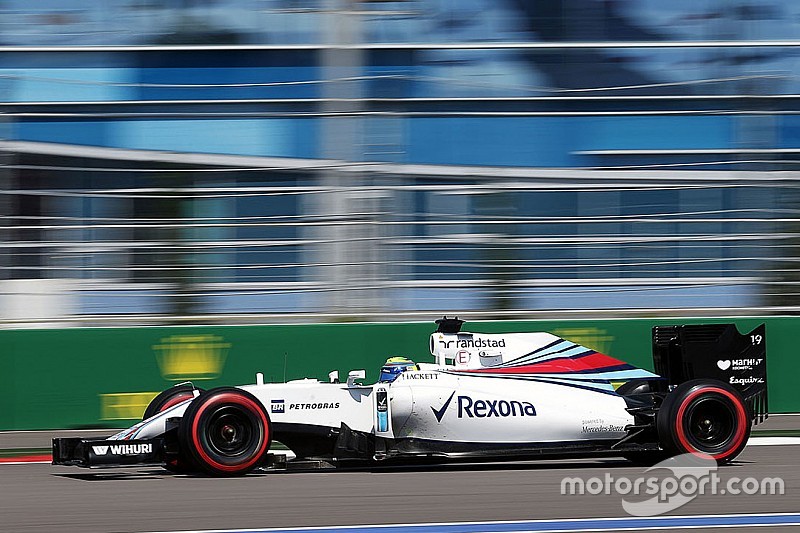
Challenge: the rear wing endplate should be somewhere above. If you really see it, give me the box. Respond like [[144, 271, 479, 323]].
[[652, 323, 767, 424]]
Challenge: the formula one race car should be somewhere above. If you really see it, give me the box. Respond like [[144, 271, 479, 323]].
[[53, 318, 768, 476]]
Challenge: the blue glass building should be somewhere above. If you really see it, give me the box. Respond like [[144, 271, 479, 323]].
[[0, 0, 796, 320]]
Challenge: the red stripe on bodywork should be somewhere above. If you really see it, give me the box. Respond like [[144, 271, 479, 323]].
[[462, 352, 630, 374]]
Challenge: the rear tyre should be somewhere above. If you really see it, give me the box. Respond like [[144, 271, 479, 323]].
[[179, 387, 271, 477], [143, 384, 203, 420], [657, 379, 750, 464]]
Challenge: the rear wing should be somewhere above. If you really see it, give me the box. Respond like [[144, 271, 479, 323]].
[[652, 323, 767, 424]]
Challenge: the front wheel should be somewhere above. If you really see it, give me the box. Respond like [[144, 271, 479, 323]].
[[143, 384, 203, 421], [657, 379, 750, 464], [144, 384, 204, 474], [178, 387, 271, 476]]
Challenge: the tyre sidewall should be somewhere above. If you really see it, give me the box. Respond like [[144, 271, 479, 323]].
[[143, 384, 202, 421], [657, 379, 750, 463], [179, 387, 271, 476]]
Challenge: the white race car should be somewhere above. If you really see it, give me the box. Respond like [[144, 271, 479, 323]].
[[53, 318, 767, 476]]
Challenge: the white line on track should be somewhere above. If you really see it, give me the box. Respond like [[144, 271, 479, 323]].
[[746, 436, 800, 446], [133, 512, 800, 533]]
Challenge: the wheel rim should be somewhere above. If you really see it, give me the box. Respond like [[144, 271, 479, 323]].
[[683, 395, 736, 451], [206, 406, 254, 458]]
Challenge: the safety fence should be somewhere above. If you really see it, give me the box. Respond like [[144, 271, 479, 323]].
[[2, 163, 796, 323]]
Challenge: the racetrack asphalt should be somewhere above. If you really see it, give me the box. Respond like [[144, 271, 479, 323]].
[[0, 443, 798, 533]]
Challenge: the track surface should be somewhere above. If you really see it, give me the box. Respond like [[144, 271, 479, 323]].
[[0, 444, 797, 533]]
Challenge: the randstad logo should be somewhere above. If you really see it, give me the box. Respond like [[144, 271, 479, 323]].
[[153, 335, 230, 381]]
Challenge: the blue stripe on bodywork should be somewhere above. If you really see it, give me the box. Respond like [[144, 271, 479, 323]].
[[442, 371, 620, 395]]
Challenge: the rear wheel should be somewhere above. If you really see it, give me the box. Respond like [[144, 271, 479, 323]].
[[179, 387, 271, 476], [657, 379, 750, 464]]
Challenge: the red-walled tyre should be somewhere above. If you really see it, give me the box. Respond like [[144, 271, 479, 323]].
[[657, 379, 751, 464], [178, 387, 271, 477], [144, 384, 204, 474], [143, 384, 204, 421]]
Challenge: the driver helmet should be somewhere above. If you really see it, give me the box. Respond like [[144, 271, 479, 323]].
[[379, 356, 419, 382]]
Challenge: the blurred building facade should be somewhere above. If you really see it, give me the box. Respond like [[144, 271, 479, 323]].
[[1, 0, 800, 325]]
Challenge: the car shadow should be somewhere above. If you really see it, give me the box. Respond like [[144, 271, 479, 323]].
[[51, 456, 755, 481]]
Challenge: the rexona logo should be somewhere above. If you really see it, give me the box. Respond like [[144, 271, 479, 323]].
[[92, 444, 153, 456], [458, 396, 536, 418], [432, 392, 536, 422]]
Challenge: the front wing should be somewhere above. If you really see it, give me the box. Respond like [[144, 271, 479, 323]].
[[53, 437, 166, 468]]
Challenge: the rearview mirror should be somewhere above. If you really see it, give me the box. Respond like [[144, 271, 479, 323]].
[[347, 369, 366, 387]]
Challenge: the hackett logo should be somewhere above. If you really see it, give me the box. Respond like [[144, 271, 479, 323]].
[[92, 444, 153, 456], [401, 372, 439, 380]]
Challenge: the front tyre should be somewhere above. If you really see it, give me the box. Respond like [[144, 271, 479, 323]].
[[657, 379, 750, 464], [179, 387, 271, 476], [143, 384, 204, 420]]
